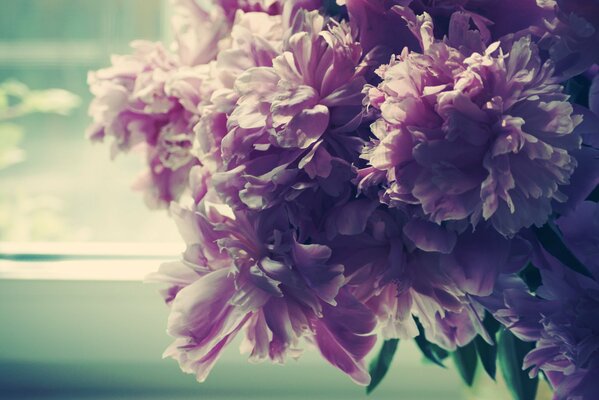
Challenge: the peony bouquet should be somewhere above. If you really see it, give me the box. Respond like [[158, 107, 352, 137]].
[[87, 1, 599, 398]]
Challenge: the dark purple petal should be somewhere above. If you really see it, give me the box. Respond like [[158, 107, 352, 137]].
[[403, 219, 457, 254]]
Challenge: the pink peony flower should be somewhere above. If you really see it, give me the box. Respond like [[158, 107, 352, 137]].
[[87, 0, 233, 207], [87, 41, 204, 207]]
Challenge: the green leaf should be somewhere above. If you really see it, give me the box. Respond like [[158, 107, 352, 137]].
[[452, 341, 478, 386], [475, 335, 497, 380], [498, 329, 538, 400], [482, 312, 501, 338], [366, 339, 399, 394], [587, 185, 599, 203], [414, 318, 449, 368], [323, 0, 346, 17], [477, 316, 500, 380], [518, 263, 543, 293], [565, 75, 590, 107], [415, 336, 448, 368], [414, 320, 449, 368], [533, 222, 594, 279], [475, 313, 501, 380]]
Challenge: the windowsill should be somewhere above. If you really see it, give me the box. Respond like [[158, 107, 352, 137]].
[[0, 242, 182, 281], [0, 243, 467, 399]]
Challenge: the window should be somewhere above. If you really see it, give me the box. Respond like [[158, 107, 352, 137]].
[[0, 0, 178, 243]]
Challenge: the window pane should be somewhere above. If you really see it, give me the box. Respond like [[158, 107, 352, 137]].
[[0, 0, 179, 242], [0, 0, 164, 43]]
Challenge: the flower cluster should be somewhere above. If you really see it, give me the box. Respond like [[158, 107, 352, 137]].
[[90, 0, 599, 398]]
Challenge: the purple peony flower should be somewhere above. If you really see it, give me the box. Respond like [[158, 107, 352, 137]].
[[149, 198, 378, 385], [212, 9, 367, 210], [87, 41, 205, 207], [524, 268, 599, 400], [87, 41, 179, 150], [377, 231, 528, 349], [506, 264, 599, 400], [322, 200, 530, 350], [87, 0, 236, 207], [359, 7, 583, 237], [479, 202, 599, 399]]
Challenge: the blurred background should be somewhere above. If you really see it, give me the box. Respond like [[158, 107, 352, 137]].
[[0, 1, 550, 399], [0, 0, 178, 242]]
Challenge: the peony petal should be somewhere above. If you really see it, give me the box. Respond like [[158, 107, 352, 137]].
[[313, 291, 377, 385], [403, 219, 457, 254], [273, 104, 330, 149]]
